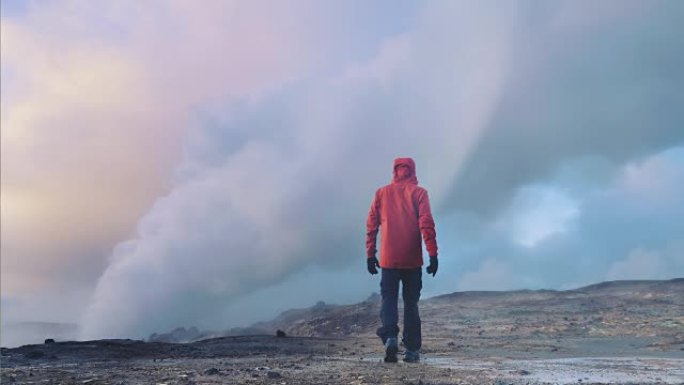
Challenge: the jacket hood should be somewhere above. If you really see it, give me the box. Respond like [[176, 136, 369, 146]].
[[392, 157, 418, 185]]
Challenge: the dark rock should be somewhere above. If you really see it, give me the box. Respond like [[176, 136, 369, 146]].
[[44, 338, 55, 344], [276, 329, 287, 337], [267, 371, 281, 379], [203, 368, 219, 376]]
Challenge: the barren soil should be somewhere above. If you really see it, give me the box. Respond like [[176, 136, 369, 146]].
[[2, 279, 682, 384]]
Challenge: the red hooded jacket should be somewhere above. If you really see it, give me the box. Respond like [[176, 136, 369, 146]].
[[366, 157, 438, 269]]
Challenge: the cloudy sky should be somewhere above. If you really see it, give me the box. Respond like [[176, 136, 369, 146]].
[[2, 0, 683, 347]]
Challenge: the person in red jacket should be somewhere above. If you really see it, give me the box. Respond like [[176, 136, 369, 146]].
[[366, 157, 438, 363]]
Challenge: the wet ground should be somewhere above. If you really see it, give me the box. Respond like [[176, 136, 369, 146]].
[[3, 279, 682, 384], [1, 334, 682, 384]]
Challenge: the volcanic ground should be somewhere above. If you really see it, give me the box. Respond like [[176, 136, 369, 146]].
[[2, 278, 682, 384]]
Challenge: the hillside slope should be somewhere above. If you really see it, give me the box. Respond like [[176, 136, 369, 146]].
[[255, 278, 684, 351]]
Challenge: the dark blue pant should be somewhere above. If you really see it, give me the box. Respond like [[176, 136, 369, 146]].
[[376, 267, 422, 352]]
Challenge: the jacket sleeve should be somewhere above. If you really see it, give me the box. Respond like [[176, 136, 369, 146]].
[[365, 189, 382, 258], [418, 189, 438, 257]]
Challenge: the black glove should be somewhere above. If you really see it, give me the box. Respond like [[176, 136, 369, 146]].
[[367, 257, 380, 275], [426, 256, 438, 277]]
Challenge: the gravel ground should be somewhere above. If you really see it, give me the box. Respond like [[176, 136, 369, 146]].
[[1, 334, 682, 384], [3, 279, 682, 384]]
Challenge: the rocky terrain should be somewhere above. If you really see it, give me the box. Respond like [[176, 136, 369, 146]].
[[2, 278, 683, 384]]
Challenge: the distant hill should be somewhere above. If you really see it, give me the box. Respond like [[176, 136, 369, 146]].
[[253, 278, 684, 340], [148, 278, 684, 345]]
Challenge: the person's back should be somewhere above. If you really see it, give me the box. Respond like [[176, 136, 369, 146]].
[[366, 157, 439, 363]]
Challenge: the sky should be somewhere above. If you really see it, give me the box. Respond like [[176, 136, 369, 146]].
[[1, 0, 683, 347]]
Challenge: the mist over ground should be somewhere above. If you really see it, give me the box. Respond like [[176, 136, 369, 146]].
[[1, 1, 683, 346]]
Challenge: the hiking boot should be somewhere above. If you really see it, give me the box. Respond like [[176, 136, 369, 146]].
[[384, 337, 398, 363], [403, 350, 420, 363]]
